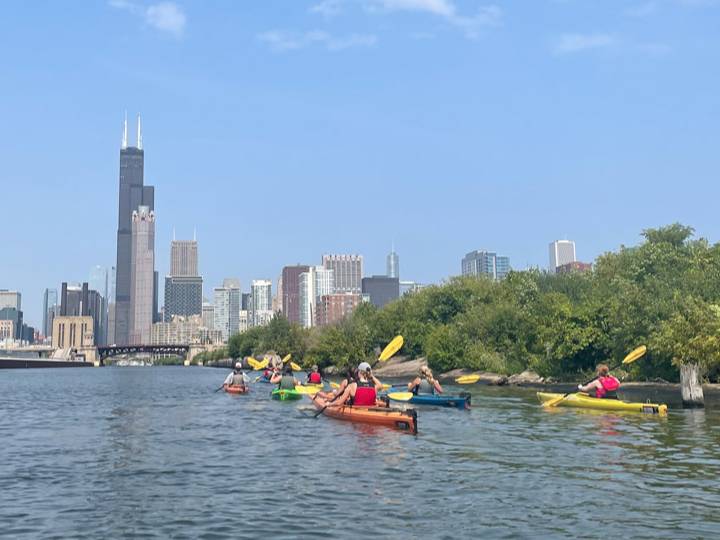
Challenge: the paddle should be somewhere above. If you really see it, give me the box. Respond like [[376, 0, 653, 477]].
[[456, 374, 481, 385], [290, 361, 302, 372], [543, 345, 648, 408], [247, 357, 260, 370], [214, 385, 225, 392], [314, 336, 404, 418], [387, 392, 414, 402], [282, 354, 291, 363]]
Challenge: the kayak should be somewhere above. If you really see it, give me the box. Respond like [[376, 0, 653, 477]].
[[223, 384, 248, 395], [311, 398, 417, 434], [388, 392, 470, 409], [271, 388, 303, 401], [537, 392, 668, 415]]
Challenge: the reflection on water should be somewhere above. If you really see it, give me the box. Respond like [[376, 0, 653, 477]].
[[1, 367, 720, 538]]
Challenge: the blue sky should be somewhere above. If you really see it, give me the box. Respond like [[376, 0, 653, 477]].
[[2, 0, 719, 327]]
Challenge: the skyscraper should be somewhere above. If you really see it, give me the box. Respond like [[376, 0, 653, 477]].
[[322, 254, 362, 294], [281, 265, 310, 324], [164, 238, 202, 319], [0, 290, 21, 311], [170, 239, 199, 277], [114, 113, 154, 345], [461, 251, 510, 281], [129, 206, 155, 344], [89, 266, 108, 345], [42, 288, 58, 338], [362, 276, 400, 308], [250, 280, 273, 327], [549, 240, 577, 273], [299, 266, 334, 328], [107, 266, 116, 344], [386, 246, 399, 279], [213, 282, 240, 342]]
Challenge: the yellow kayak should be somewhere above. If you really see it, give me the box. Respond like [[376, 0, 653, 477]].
[[537, 392, 668, 415]]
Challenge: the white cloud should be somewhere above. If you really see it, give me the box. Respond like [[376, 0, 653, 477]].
[[109, 1, 186, 37], [310, 0, 344, 18], [258, 30, 377, 51], [553, 33, 616, 54], [309, 0, 501, 39]]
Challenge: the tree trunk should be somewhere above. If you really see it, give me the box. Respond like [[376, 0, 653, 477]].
[[680, 363, 704, 408]]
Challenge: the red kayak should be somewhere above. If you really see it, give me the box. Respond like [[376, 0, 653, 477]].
[[223, 384, 248, 395]]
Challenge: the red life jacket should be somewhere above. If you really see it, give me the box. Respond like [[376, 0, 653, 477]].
[[308, 372, 322, 384], [263, 369, 271, 379], [596, 375, 620, 398], [353, 383, 377, 407]]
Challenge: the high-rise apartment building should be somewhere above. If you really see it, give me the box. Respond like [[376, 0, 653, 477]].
[[281, 265, 310, 324], [250, 280, 272, 327], [549, 240, 577, 273], [299, 266, 334, 328], [42, 288, 58, 338], [115, 114, 154, 345], [322, 254, 362, 294], [213, 282, 240, 342], [129, 206, 155, 344], [202, 301, 215, 330], [387, 247, 399, 279], [316, 293, 363, 327], [461, 251, 510, 281], [164, 238, 202, 320], [362, 276, 400, 308]]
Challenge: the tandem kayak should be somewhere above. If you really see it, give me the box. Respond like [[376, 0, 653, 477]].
[[223, 384, 248, 395], [537, 392, 668, 415], [311, 398, 417, 434], [271, 388, 303, 401], [387, 392, 471, 409]]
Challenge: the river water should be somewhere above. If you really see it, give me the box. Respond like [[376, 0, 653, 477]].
[[2, 366, 720, 539]]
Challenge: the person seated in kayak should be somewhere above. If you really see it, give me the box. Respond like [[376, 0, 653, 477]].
[[314, 366, 356, 400], [578, 364, 620, 399], [261, 368, 273, 381], [408, 366, 443, 395], [271, 363, 300, 390], [314, 364, 377, 408], [224, 362, 249, 389], [356, 361, 385, 392], [306, 365, 322, 385]]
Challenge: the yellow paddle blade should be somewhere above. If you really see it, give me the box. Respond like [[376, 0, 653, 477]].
[[282, 354, 291, 363], [293, 385, 320, 395], [387, 392, 414, 401], [381, 383, 391, 390], [256, 359, 269, 370], [247, 357, 260, 369], [290, 361, 302, 371], [622, 345, 647, 365], [378, 335, 404, 362], [542, 395, 568, 408], [456, 374, 481, 385], [330, 381, 340, 389]]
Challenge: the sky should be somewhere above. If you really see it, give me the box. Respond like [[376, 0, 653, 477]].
[[2, 0, 719, 327]]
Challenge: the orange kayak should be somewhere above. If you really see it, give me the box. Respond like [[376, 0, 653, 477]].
[[311, 398, 417, 434], [223, 384, 248, 395]]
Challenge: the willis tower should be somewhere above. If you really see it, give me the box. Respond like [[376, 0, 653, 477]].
[[114, 113, 156, 345]]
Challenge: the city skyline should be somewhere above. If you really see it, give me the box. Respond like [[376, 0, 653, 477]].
[[3, 2, 720, 327]]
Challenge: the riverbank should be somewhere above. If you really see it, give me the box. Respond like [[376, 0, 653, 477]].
[[0, 357, 93, 369]]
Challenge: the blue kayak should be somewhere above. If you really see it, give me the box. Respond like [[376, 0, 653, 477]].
[[389, 393, 471, 409]]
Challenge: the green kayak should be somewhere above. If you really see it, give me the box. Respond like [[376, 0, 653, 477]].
[[271, 388, 302, 401]]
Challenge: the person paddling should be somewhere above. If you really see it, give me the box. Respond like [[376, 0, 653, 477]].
[[271, 363, 300, 390], [224, 362, 249, 390], [306, 365, 322, 385], [315, 366, 356, 400], [578, 364, 620, 399], [408, 366, 443, 395], [313, 363, 377, 408]]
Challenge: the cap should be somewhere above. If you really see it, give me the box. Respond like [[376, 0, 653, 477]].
[[357, 362, 371, 372]]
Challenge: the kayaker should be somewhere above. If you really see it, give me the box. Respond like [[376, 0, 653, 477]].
[[307, 365, 322, 385], [315, 364, 377, 408], [315, 366, 356, 400], [271, 363, 300, 390], [578, 364, 620, 399], [408, 366, 443, 395], [224, 362, 249, 389], [358, 361, 384, 392]]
